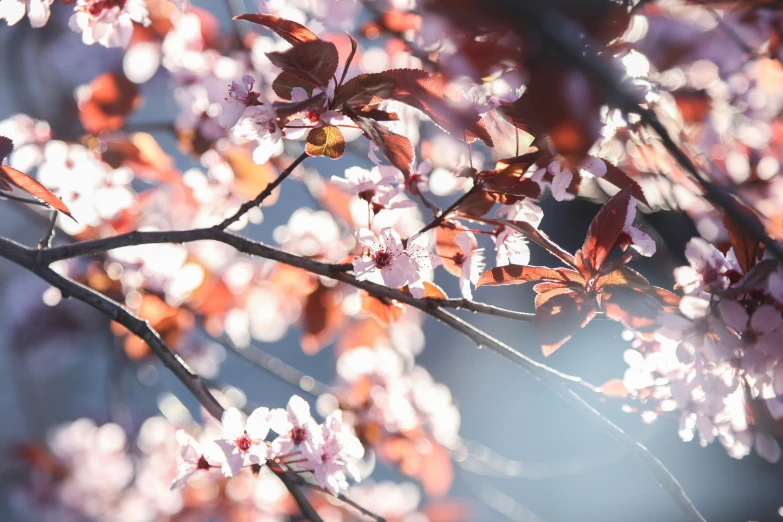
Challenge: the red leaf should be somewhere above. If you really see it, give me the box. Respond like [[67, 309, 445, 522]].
[[506, 65, 602, 165], [403, 281, 448, 299], [722, 205, 762, 273], [360, 293, 404, 326], [78, 72, 141, 134], [0, 165, 73, 217], [648, 286, 681, 308], [435, 224, 468, 277], [267, 40, 339, 87], [581, 186, 632, 273], [301, 283, 346, 354], [600, 285, 663, 331], [272, 70, 317, 100], [349, 111, 414, 175], [333, 73, 397, 109], [0, 136, 12, 161], [534, 285, 579, 309], [233, 14, 318, 44], [381, 69, 493, 146], [305, 125, 345, 159], [534, 291, 596, 356], [454, 190, 495, 217], [601, 379, 630, 398], [479, 168, 542, 199], [600, 160, 649, 206], [477, 265, 583, 288]]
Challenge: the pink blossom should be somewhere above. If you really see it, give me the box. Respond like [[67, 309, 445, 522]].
[[219, 75, 265, 130], [69, 0, 151, 49], [453, 231, 485, 300], [536, 157, 607, 201], [674, 238, 741, 295], [214, 407, 271, 477], [0, 0, 52, 28], [267, 395, 318, 457], [302, 411, 364, 495], [171, 430, 216, 490], [493, 199, 544, 266], [285, 86, 349, 137], [622, 197, 656, 257], [233, 104, 282, 165], [353, 228, 417, 290]]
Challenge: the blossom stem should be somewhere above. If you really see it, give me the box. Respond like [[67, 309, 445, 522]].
[[216, 152, 308, 230]]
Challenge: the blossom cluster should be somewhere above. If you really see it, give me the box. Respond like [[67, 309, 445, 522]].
[[621, 238, 783, 462], [174, 396, 364, 495]]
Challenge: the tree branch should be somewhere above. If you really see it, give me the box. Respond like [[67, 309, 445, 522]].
[[0, 236, 327, 522], [6, 227, 699, 521], [216, 152, 308, 230]]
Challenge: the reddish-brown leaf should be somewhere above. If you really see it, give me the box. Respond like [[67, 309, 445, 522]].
[[301, 283, 346, 354], [506, 64, 602, 165], [601, 378, 630, 398], [381, 69, 493, 146], [349, 111, 414, 175], [601, 160, 649, 206], [224, 147, 279, 202], [534, 285, 578, 309], [0, 136, 12, 161], [479, 168, 542, 199], [477, 265, 583, 288], [581, 186, 632, 272], [233, 14, 318, 44], [402, 281, 448, 299], [267, 40, 339, 87], [454, 189, 496, 217], [534, 291, 596, 356], [360, 293, 404, 326], [600, 285, 662, 331], [647, 286, 682, 308], [305, 125, 345, 159], [333, 73, 397, 109], [435, 224, 468, 277], [78, 72, 141, 134], [0, 165, 73, 217], [723, 205, 762, 273], [272, 70, 317, 100], [596, 266, 650, 290], [102, 133, 180, 183]]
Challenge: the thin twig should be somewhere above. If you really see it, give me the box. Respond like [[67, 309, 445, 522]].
[[433, 298, 534, 321], [216, 152, 308, 230], [38, 211, 57, 251], [0, 192, 50, 207], [418, 185, 478, 235]]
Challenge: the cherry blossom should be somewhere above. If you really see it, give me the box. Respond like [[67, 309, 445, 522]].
[[171, 430, 215, 490], [267, 395, 318, 457], [333, 166, 416, 222], [233, 104, 283, 165], [302, 411, 364, 495], [536, 156, 607, 201], [622, 197, 656, 257], [493, 199, 544, 266], [68, 0, 151, 49], [214, 407, 271, 476], [452, 231, 485, 299], [674, 238, 742, 295], [286, 86, 349, 135], [0, 0, 51, 28], [353, 227, 417, 290], [219, 75, 266, 130]]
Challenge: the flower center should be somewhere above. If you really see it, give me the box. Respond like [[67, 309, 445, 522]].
[[197, 455, 211, 470], [83, 0, 126, 16], [306, 109, 320, 124], [358, 189, 375, 203], [373, 250, 393, 268], [246, 91, 262, 107], [452, 252, 465, 267], [291, 426, 308, 444], [235, 433, 253, 452]]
